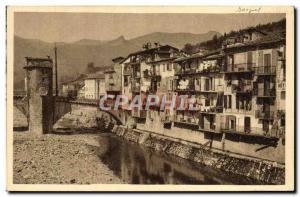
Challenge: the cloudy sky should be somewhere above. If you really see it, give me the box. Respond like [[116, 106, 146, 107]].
[[14, 12, 285, 43]]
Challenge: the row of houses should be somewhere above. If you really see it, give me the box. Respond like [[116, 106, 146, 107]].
[[63, 28, 286, 139], [61, 72, 106, 100]]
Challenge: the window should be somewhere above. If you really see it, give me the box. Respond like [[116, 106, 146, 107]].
[[124, 77, 129, 87], [167, 64, 172, 71], [281, 92, 285, 100], [230, 120, 235, 130], [169, 80, 173, 90], [205, 98, 210, 106], [264, 54, 271, 67], [228, 95, 232, 109]]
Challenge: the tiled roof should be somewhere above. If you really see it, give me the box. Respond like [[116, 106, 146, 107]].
[[225, 32, 285, 49], [129, 44, 179, 56], [86, 72, 105, 79], [61, 74, 87, 85], [174, 49, 222, 62]]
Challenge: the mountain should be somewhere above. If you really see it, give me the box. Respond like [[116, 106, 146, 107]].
[[130, 31, 221, 48], [13, 31, 220, 90]]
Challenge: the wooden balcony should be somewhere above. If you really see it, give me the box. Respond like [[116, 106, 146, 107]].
[[175, 68, 197, 76], [224, 63, 255, 74], [255, 88, 276, 97], [232, 83, 252, 94], [174, 115, 199, 125], [175, 81, 195, 92], [255, 110, 276, 120], [175, 66, 221, 76], [199, 106, 223, 114], [254, 66, 276, 75]]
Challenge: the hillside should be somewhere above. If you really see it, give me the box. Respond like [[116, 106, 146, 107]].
[[185, 18, 286, 52], [13, 31, 220, 90]]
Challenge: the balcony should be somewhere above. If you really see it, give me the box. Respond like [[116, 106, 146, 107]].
[[255, 110, 275, 120], [200, 106, 223, 113], [255, 88, 276, 97], [199, 123, 216, 132], [198, 66, 221, 74], [174, 114, 198, 125], [224, 63, 255, 73], [129, 59, 141, 65], [277, 81, 286, 91], [232, 82, 252, 94], [176, 80, 195, 92], [123, 69, 131, 76], [175, 68, 197, 76], [254, 66, 276, 75]]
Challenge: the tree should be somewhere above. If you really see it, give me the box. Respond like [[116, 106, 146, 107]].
[[86, 62, 95, 73], [182, 43, 195, 55]]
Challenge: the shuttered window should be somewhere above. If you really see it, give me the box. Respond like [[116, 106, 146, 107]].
[[264, 54, 271, 67]]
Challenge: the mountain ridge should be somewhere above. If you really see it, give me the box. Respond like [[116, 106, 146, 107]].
[[13, 31, 221, 90]]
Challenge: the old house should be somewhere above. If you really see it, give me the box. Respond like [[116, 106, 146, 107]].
[[222, 31, 285, 137], [84, 72, 106, 100], [173, 50, 224, 132], [121, 43, 179, 120], [104, 57, 124, 108], [61, 74, 86, 99]]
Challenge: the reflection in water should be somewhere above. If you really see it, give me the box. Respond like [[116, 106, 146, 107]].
[[97, 134, 258, 185]]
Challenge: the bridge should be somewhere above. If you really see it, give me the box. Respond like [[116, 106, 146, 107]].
[[14, 91, 125, 132], [14, 57, 126, 135]]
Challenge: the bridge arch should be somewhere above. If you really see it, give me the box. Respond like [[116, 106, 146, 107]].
[[13, 95, 125, 132], [53, 99, 125, 131]]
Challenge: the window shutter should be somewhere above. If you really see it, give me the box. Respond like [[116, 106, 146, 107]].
[[272, 49, 278, 68], [258, 50, 263, 67]]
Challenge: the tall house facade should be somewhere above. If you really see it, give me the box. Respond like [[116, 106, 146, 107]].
[[120, 44, 180, 122], [173, 51, 225, 133], [222, 29, 286, 138], [104, 57, 124, 109]]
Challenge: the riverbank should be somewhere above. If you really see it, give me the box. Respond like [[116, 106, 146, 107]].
[[112, 126, 285, 185], [13, 131, 124, 184]]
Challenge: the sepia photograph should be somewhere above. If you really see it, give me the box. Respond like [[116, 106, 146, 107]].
[[6, 6, 294, 191]]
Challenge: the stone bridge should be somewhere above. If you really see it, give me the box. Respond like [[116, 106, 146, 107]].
[[15, 57, 125, 135], [14, 92, 124, 131]]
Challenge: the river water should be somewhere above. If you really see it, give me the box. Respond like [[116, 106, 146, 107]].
[[95, 133, 259, 185]]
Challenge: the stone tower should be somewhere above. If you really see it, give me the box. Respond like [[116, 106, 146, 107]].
[[24, 57, 54, 135]]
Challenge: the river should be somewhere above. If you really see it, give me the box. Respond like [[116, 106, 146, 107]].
[[95, 133, 260, 185]]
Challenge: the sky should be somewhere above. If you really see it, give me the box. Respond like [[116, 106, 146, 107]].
[[14, 12, 285, 43]]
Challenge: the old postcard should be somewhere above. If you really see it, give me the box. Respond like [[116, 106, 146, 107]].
[[6, 6, 294, 191]]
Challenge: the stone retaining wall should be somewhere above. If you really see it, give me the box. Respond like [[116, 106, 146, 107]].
[[112, 125, 285, 185]]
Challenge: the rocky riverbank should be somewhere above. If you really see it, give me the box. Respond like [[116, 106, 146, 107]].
[[13, 131, 124, 184]]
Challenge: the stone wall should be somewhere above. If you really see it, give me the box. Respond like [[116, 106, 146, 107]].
[[112, 125, 285, 184]]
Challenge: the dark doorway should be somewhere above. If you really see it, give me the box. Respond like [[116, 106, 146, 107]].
[[244, 117, 251, 133]]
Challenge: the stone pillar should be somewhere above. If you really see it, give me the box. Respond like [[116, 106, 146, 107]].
[[24, 57, 54, 135]]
